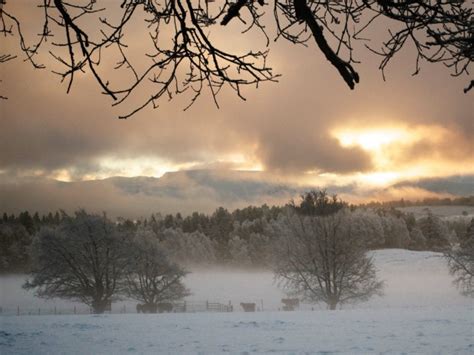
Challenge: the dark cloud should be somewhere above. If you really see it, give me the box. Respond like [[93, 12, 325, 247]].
[[393, 175, 474, 196], [255, 127, 372, 173], [1, 171, 470, 218], [0, 170, 301, 217], [392, 126, 474, 165]]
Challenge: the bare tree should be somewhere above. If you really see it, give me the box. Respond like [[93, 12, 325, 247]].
[[125, 229, 190, 312], [1, 0, 471, 117], [24, 210, 130, 313], [445, 218, 474, 297], [272, 209, 384, 309]]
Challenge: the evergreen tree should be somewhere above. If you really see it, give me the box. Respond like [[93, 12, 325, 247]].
[[209, 207, 234, 262], [291, 190, 345, 217], [19, 211, 35, 234], [418, 210, 450, 250], [54, 211, 61, 225]]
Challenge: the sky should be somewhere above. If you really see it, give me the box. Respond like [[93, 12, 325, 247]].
[[0, 1, 473, 216]]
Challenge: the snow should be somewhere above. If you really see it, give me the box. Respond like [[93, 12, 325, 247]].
[[1, 249, 473, 354], [1, 307, 472, 354], [398, 205, 474, 219]]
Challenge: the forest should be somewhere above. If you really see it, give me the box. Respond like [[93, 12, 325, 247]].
[[2, 193, 473, 273]]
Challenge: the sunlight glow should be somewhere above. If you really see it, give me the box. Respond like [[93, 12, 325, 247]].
[[335, 128, 415, 152], [44, 153, 263, 182], [329, 124, 465, 187], [88, 157, 198, 180], [359, 172, 401, 186], [50, 169, 73, 182]]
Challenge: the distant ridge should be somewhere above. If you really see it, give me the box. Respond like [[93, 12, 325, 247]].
[[0, 170, 472, 218]]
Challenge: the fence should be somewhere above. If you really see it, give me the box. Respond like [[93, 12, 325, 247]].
[[0, 305, 129, 316], [0, 301, 233, 316], [173, 301, 233, 313]]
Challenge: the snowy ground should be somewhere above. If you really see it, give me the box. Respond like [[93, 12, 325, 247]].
[[1, 249, 473, 354], [398, 205, 474, 219], [1, 306, 472, 354]]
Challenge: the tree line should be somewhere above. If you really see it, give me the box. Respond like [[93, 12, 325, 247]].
[[1, 193, 473, 273], [3, 191, 473, 313]]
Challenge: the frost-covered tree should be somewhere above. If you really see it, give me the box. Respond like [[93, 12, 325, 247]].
[[445, 218, 474, 297], [247, 232, 272, 267], [125, 230, 190, 311], [24, 211, 130, 313], [381, 215, 411, 249], [445, 216, 472, 242], [408, 227, 427, 250], [418, 210, 450, 250], [350, 210, 385, 249], [161, 228, 217, 266], [228, 235, 252, 266], [272, 209, 384, 310]]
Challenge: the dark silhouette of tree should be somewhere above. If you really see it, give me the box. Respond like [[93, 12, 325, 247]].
[[291, 190, 345, 216], [1, 0, 471, 117], [0, 223, 31, 272], [209, 207, 234, 261], [18, 211, 35, 234]]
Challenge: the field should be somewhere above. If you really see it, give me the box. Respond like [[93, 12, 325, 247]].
[[1, 249, 473, 354]]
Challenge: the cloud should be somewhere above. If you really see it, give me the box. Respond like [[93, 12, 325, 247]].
[[393, 175, 474, 197], [255, 128, 372, 173], [1, 1, 472, 188], [0, 170, 300, 217], [1, 170, 470, 218]]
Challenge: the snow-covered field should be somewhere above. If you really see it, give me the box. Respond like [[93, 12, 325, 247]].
[[398, 205, 474, 219], [1, 250, 473, 354]]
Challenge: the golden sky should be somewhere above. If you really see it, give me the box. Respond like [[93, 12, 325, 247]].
[[0, 1, 473, 214]]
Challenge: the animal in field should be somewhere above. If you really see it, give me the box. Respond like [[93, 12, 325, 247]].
[[136, 303, 158, 313], [156, 302, 173, 313], [240, 302, 256, 312], [281, 298, 300, 311]]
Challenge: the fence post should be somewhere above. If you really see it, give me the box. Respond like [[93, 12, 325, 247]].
[[206, 301, 209, 311], [38, 308, 41, 316], [74, 306, 76, 314], [17, 306, 19, 316], [183, 301, 187, 313], [54, 306, 57, 315]]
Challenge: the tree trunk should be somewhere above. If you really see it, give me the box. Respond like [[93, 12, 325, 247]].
[[91, 299, 109, 314], [328, 298, 338, 310]]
